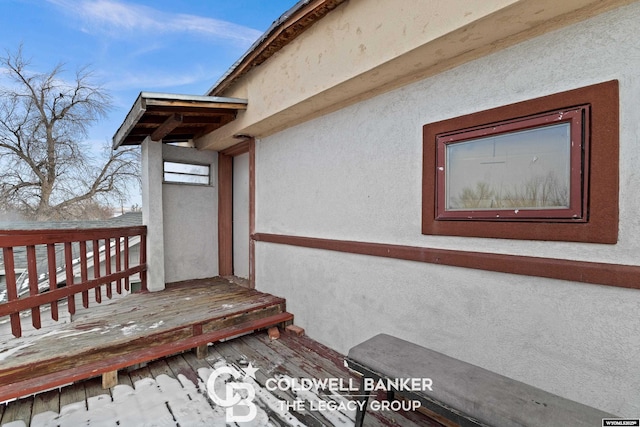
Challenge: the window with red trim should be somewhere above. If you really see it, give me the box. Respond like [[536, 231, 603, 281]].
[[435, 106, 589, 221], [422, 80, 619, 243]]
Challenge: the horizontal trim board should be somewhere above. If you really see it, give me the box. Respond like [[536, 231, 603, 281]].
[[0, 226, 146, 246], [252, 233, 639, 291]]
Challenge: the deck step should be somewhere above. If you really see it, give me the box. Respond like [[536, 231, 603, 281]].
[[0, 311, 293, 402]]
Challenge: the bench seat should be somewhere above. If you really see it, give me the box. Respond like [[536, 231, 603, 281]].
[[345, 334, 614, 427]]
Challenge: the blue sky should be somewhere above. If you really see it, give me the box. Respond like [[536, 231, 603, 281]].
[[0, 0, 298, 207]]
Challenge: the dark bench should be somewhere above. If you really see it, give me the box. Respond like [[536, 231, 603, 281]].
[[345, 334, 615, 427]]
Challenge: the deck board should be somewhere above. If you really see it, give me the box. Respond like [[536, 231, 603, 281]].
[[0, 278, 285, 369], [0, 277, 291, 402], [116, 370, 134, 389], [2, 396, 33, 425], [127, 365, 153, 385], [148, 358, 174, 377], [31, 389, 59, 420], [0, 278, 442, 426], [227, 336, 344, 427], [84, 377, 109, 415], [168, 352, 206, 388], [1, 332, 443, 426], [59, 382, 86, 412]]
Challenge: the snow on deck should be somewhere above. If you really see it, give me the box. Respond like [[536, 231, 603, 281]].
[[0, 332, 438, 427]]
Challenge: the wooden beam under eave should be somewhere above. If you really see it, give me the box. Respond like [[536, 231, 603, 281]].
[[195, 118, 236, 140], [145, 99, 248, 110], [150, 113, 183, 142], [112, 96, 147, 149]]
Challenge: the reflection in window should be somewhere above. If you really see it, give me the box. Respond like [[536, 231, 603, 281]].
[[163, 161, 210, 185], [446, 123, 570, 210]]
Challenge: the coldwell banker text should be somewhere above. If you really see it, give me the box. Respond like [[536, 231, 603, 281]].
[[265, 377, 433, 393]]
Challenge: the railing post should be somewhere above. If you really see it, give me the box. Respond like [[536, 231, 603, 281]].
[[64, 242, 76, 315], [105, 238, 112, 299], [93, 239, 101, 303], [115, 237, 122, 294], [80, 241, 89, 309], [26, 245, 41, 329], [124, 235, 130, 291], [47, 243, 59, 321], [2, 247, 22, 337], [140, 232, 147, 292]]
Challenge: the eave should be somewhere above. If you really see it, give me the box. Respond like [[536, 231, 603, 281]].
[[196, 0, 635, 151], [207, 0, 347, 97], [112, 92, 248, 149]]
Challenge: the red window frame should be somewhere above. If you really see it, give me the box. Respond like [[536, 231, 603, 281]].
[[435, 106, 589, 221], [422, 80, 619, 243]]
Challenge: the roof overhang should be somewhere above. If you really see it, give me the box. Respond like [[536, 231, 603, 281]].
[[207, 0, 346, 97], [112, 92, 248, 149]]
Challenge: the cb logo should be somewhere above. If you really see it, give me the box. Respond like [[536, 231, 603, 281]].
[[207, 366, 257, 422]]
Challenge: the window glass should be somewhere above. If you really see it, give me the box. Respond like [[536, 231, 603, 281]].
[[445, 122, 571, 211], [163, 161, 210, 185]]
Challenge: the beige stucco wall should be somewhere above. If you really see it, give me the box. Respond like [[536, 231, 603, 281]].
[[135, 0, 640, 415], [161, 144, 218, 284], [141, 139, 165, 292], [197, 0, 633, 151], [252, 1, 640, 415]]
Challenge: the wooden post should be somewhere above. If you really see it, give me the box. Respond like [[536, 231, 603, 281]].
[[105, 238, 112, 299], [193, 324, 208, 359], [3, 247, 22, 338], [249, 138, 256, 289], [47, 243, 59, 321], [64, 242, 76, 315], [124, 235, 130, 291], [80, 240, 89, 308], [140, 232, 148, 292], [195, 345, 208, 359], [102, 370, 118, 389], [218, 153, 233, 276], [26, 245, 42, 329], [93, 239, 102, 303], [115, 236, 122, 294]]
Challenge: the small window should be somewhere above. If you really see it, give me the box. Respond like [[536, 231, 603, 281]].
[[163, 161, 210, 185], [422, 80, 619, 243], [436, 106, 588, 221]]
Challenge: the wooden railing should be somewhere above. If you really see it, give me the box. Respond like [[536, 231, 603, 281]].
[[0, 226, 147, 338]]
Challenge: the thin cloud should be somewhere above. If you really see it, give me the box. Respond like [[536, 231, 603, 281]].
[[47, 0, 262, 45], [107, 68, 213, 92]]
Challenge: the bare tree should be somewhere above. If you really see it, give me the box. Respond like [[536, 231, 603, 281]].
[[0, 46, 139, 220], [455, 172, 569, 210], [454, 181, 495, 209]]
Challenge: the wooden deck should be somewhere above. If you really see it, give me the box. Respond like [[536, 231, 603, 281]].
[[0, 331, 444, 426], [0, 277, 292, 403]]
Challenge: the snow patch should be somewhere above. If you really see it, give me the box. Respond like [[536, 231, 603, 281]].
[[148, 320, 164, 329], [120, 324, 139, 336], [24, 359, 358, 426], [41, 328, 102, 339], [29, 374, 224, 426], [0, 343, 33, 362]]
